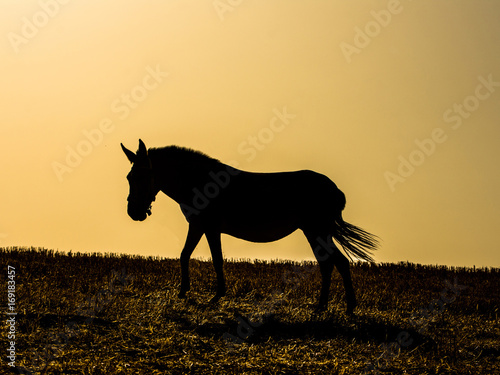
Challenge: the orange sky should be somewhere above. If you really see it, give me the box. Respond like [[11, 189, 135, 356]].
[[1, 1, 499, 267]]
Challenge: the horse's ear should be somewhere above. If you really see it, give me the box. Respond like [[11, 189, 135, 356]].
[[138, 139, 148, 157], [121, 143, 136, 164]]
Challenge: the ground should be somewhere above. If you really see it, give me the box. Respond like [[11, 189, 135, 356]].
[[1, 247, 499, 374]]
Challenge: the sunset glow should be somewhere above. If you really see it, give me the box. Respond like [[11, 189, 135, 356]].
[[1, 0, 499, 267]]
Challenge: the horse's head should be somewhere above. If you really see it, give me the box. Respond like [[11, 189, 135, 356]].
[[121, 139, 157, 221]]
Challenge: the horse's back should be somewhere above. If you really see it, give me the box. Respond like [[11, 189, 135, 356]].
[[229, 169, 342, 209]]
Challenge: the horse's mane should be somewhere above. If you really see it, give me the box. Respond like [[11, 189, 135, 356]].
[[148, 145, 222, 168]]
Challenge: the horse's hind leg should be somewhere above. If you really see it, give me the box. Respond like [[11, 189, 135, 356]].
[[333, 247, 357, 315], [304, 231, 356, 314], [205, 231, 226, 303], [304, 231, 335, 310]]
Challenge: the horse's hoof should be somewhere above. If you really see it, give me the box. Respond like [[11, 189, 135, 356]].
[[209, 294, 224, 304], [315, 303, 328, 312], [346, 296, 357, 316], [209, 297, 220, 305], [346, 302, 357, 316]]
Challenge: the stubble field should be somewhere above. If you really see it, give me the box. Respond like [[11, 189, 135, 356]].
[[1, 247, 499, 374]]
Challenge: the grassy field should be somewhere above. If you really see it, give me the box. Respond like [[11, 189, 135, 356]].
[[1, 247, 499, 374]]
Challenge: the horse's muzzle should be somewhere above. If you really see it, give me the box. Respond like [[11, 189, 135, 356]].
[[128, 204, 151, 221]]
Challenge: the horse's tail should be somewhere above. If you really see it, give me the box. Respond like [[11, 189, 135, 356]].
[[332, 212, 378, 263]]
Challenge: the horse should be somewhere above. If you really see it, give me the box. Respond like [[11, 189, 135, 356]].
[[121, 139, 378, 315]]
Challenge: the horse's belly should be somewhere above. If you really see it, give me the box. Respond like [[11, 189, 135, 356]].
[[222, 222, 299, 243], [220, 205, 300, 242]]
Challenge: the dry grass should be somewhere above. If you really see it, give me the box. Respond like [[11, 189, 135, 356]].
[[1, 247, 499, 374]]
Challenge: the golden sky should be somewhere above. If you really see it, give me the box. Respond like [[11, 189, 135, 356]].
[[1, 0, 499, 267]]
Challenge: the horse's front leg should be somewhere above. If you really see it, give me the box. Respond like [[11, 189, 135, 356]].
[[205, 231, 226, 303], [178, 224, 203, 298]]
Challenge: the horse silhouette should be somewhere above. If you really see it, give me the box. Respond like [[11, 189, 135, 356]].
[[121, 139, 378, 314]]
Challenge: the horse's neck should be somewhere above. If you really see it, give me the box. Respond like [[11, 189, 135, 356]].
[[150, 153, 223, 204]]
